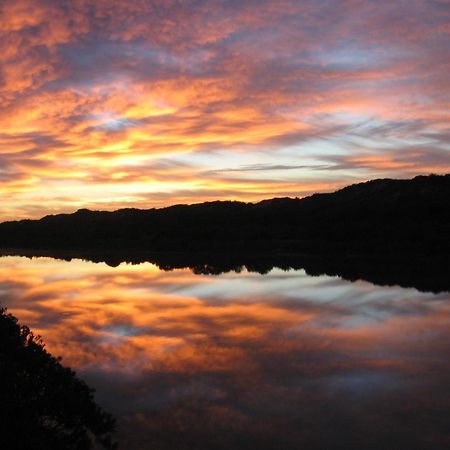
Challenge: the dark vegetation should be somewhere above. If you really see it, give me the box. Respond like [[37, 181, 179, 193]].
[[0, 175, 450, 254], [0, 174, 448, 293], [0, 174, 448, 255], [0, 308, 116, 450]]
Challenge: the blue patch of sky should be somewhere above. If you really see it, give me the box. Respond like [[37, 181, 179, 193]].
[[315, 39, 398, 69], [92, 115, 138, 131], [49, 41, 187, 89], [102, 324, 146, 337]]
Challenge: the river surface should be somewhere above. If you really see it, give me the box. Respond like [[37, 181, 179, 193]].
[[1, 255, 450, 449]]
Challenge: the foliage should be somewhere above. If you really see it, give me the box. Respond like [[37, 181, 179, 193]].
[[0, 308, 117, 450]]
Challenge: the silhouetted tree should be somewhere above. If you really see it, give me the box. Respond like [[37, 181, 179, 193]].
[[0, 307, 117, 450]]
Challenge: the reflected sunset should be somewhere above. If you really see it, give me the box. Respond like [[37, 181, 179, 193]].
[[2, 256, 450, 448]]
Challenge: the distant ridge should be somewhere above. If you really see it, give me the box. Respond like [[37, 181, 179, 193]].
[[0, 174, 449, 255]]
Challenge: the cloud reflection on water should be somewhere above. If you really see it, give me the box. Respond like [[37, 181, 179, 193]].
[[1, 256, 450, 449]]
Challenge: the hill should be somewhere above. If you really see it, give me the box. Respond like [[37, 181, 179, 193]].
[[0, 174, 449, 255]]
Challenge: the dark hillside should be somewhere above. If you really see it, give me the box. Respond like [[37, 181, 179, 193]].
[[0, 174, 448, 255]]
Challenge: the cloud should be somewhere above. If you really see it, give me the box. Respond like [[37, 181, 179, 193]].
[[0, 0, 449, 219]]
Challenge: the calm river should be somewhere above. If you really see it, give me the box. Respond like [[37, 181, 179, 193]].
[[1, 255, 450, 449]]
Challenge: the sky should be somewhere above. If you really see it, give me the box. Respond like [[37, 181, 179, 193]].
[[0, 0, 449, 220]]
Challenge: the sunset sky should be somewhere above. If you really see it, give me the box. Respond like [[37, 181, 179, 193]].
[[1, 0, 449, 220]]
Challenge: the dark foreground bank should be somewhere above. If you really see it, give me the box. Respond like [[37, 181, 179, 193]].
[[0, 308, 116, 450]]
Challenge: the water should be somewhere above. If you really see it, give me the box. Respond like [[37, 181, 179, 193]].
[[1, 255, 450, 449]]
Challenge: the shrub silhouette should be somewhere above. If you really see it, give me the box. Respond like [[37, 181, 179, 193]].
[[0, 307, 117, 450]]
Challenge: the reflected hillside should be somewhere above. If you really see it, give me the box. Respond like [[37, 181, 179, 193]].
[[1, 248, 449, 294]]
